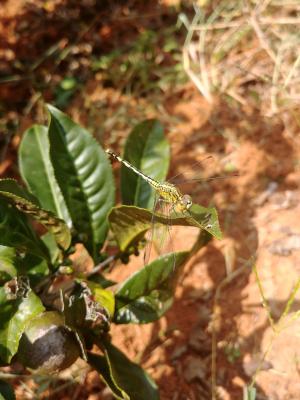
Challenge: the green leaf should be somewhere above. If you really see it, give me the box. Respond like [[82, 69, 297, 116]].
[[84, 281, 115, 319], [0, 246, 17, 281], [89, 340, 159, 400], [47, 105, 115, 259], [19, 125, 71, 226], [189, 204, 222, 239], [0, 246, 48, 284], [41, 232, 61, 264], [121, 120, 170, 209], [243, 386, 256, 400], [0, 199, 49, 260], [114, 252, 188, 324], [108, 203, 221, 252], [0, 179, 71, 251], [88, 352, 126, 399], [0, 287, 45, 363], [0, 380, 16, 400]]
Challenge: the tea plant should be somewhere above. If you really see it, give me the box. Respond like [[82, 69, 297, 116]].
[[0, 105, 221, 399]]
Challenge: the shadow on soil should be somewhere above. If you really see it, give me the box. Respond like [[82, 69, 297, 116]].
[[140, 101, 296, 399]]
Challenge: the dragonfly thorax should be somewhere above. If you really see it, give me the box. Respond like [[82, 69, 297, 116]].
[[156, 182, 192, 213]]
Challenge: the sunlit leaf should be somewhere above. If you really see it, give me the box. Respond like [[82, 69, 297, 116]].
[[0, 179, 71, 251], [0, 286, 45, 363], [47, 105, 115, 259], [19, 125, 71, 226], [108, 204, 221, 252], [114, 252, 188, 324], [84, 281, 115, 318], [0, 246, 17, 281]]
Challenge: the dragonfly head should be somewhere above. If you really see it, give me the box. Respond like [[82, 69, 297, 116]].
[[176, 194, 192, 212]]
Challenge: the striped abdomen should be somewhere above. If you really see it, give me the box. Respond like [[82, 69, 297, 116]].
[[106, 149, 161, 189]]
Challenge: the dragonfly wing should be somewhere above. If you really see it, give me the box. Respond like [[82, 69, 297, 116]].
[[143, 193, 160, 266], [153, 201, 173, 255], [143, 198, 175, 269], [143, 196, 173, 265]]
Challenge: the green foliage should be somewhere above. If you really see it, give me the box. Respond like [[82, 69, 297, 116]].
[[0, 284, 45, 363], [0, 105, 222, 399], [0, 246, 17, 281], [91, 28, 186, 94], [109, 204, 222, 252], [224, 342, 241, 364], [114, 252, 189, 324], [19, 125, 71, 225], [0, 179, 71, 251], [243, 386, 257, 400], [89, 339, 159, 400], [54, 77, 79, 109], [48, 105, 115, 259]]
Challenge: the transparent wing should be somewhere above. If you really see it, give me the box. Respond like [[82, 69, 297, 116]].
[[169, 155, 238, 186], [143, 196, 175, 267], [168, 155, 215, 184], [143, 193, 160, 266]]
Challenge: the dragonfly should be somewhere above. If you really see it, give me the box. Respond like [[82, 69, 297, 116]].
[[106, 149, 209, 266], [106, 149, 193, 214]]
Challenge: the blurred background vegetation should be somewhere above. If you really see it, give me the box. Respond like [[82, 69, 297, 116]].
[[0, 1, 300, 399]]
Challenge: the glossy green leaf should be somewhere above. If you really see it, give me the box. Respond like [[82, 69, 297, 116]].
[[0, 199, 49, 260], [121, 119, 170, 209], [47, 105, 115, 259], [0, 246, 17, 281], [0, 287, 45, 363], [0, 380, 15, 400], [114, 252, 188, 324], [0, 246, 48, 284], [41, 232, 61, 264], [88, 352, 126, 399], [109, 203, 221, 252], [189, 204, 222, 239], [0, 179, 71, 251], [19, 125, 71, 226], [89, 340, 159, 400]]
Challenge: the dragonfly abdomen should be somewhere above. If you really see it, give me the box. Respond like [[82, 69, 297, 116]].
[[106, 149, 160, 188]]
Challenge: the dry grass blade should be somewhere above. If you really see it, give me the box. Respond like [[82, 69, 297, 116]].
[[182, 1, 300, 116]]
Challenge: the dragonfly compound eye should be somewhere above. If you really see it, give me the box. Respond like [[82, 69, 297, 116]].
[[182, 194, 192, 209]]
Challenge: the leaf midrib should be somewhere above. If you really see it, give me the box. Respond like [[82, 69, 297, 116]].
[[52, 117, 95, 252], [35, 126, 64, 220]]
